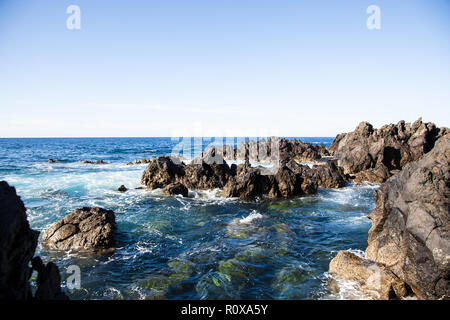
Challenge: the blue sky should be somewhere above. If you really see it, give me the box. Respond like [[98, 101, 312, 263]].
[[0, 0, 449, 137]]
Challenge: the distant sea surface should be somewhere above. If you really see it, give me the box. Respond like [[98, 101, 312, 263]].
[[0, 137, 376, 300]]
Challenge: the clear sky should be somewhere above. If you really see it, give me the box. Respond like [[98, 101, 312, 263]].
[[1, 0, 449, 137]]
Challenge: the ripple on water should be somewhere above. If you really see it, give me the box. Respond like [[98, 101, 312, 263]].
[[0, 138, 377, 300]]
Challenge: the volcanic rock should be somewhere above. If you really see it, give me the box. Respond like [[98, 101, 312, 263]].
[[365, 133, 450, 299], [329, 250, 409, 300], [0, 181, 68, 300], [162, 182, 189, 197], [330, 118, 448, 182], [42, 207, 116, 251]]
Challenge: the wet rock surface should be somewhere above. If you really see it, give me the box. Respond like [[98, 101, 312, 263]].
[[42, 207, 116, 251], [0, 181, 67, 300]]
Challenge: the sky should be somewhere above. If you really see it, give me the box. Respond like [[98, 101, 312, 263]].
[[0, 0, 449, 137]]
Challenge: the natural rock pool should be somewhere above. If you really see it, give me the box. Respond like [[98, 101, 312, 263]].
[[0, 137, 376, 299]]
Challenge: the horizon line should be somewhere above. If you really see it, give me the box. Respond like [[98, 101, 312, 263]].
[[0, 136, 336, 139]]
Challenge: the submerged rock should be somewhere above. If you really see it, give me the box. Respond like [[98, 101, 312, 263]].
[[0, 181, 68, 300], [42, 207, 116, 251], [330, 118, 448, 183]]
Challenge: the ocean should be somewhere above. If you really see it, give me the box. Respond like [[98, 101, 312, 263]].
[[0, 137, 376, 299]]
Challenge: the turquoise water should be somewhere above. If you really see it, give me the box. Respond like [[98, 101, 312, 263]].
[[0, 137, 376, 299]]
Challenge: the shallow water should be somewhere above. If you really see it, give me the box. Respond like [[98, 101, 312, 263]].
[[0, 137, 376, 299]]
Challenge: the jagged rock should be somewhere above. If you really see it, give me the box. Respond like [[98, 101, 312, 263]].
[[365, 133, 450, 299], [183, 162, 232, 190], [125, 158, 151, 165], [352, 164, 391, 184], [221, 161, 318, 199], [42, 207, 116, 251], [81, 160, 108, 164], [329, 251, 409, 300], [117, 185, 128, 192], [31, 257, 68, 300], [278, 138, 330, 162], [0, 181, 68, 300], [330, 118, 448, 182], [221, 167, 275, 199], [0, 181, 39, 299], [48, 159, 56, 163], [216, 137, 329, 163], [162, 182, 189, 197], [141, 156, 185, 189], [141, 148, 344, 199]]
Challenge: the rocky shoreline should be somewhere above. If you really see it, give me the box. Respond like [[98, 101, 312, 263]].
[[0, 181, 68, 300], [328, 120, 449, 300], [1, 118, 448, 300]]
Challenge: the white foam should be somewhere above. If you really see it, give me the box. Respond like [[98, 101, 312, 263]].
[[239, 210, 263, 224], [346, 248, 365, 258], [321, 272, 374, 300]]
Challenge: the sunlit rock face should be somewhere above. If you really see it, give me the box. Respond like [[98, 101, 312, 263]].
[[330, 118, 449, 183]]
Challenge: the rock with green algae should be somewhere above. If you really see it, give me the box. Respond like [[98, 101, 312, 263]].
[[136, 276, 173, 299], [168, 258, 195, 282], [226, 218, 269, 239], [195, 272, 237, 300], [273, 222, 293, 233], [267, 201, 300, 212], [217, 248, 269, 287], [276, 247, 290, 257], [275, 267, 310, 285], [234, 246, 266, 262]]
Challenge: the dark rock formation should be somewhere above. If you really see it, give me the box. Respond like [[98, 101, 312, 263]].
[[48, 159, 56, 163], [310, 161, 347, 189], [329, 133, 450, 299], [365, 133, 450, 299], [216, 137, 329, 163], [31, 257, 68, 300], [0, 181, 68, 300], [117, 185, 128, 192], [141, 154, 338, 199], [278, 138, 330, 162], [125, 158, 151, 165], [141, 150, 234, 191], [81, 160, 108, 164], [140, 138, 348, 199], [330, 118, 448, 183], [162, 182, 189, 197], [141, 156, 186, 189], [42, 207, 116, 251]]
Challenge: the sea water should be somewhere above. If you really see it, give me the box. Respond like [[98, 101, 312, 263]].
[[0, 137, 377, 299]]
